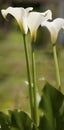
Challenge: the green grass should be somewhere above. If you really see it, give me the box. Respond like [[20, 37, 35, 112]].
[[0, 29, 64, 112]]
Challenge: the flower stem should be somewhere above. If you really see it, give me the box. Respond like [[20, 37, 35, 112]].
[[23, 34, 34, 119], [52, 43, 61, 91], [31, 40, 38, 125]]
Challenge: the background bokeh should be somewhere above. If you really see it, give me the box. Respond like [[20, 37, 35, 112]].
[[0, 0, 64, 112]]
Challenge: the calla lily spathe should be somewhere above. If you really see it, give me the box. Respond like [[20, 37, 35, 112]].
[[41, 18, 64, 43], [1, 7, 33, 34], [27, 10, 52, 41]]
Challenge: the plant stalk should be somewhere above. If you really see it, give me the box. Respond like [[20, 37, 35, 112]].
[[31, 40, 38, 125], [23, 34, 34, 119], [52, 43, 61, 91]]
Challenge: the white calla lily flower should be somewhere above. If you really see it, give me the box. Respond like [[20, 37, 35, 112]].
[[1, 6, 33, 34], [41, 18, 64, 43], [27, 9, 52, 41]]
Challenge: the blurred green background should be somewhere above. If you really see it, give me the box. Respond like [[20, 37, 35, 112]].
[[0, 0, 64, 112]]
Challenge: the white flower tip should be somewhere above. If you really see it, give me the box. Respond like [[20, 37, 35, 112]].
[[46, 9, 52, 20], [42, 9, 52, 20], [1, 9, 7, 19], [28, 7, 33, 11], [26, 7, 33, 13], [1, 7, 13, 19], [48, 10, 52, 20]]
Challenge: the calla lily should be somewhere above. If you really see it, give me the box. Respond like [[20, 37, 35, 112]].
[[1, 7, 34, 118], [1, 6, 33, 34], [27, 10, 52, 41], [41, 18, 64, 43], [41, 18, 64, 90]]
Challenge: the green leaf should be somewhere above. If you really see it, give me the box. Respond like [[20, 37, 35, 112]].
[[0, 112, 11, 130], [9, 110, 37, 130], [0, 110, 38, 130], [39, 82, 64, 130]]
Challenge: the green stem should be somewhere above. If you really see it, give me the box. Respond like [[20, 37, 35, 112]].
[[31, 40, 38, 125], [52, 43, 61, 91], [23, 34, 33, 119]]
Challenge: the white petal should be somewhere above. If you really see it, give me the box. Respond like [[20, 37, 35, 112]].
[[41, 9, 52, 20], [27, 10, 52, 40], [1, 9, 7, 19], [25, 7, 33, 13], [41, 18, 64, 43], [1, 7, 33, 34]]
